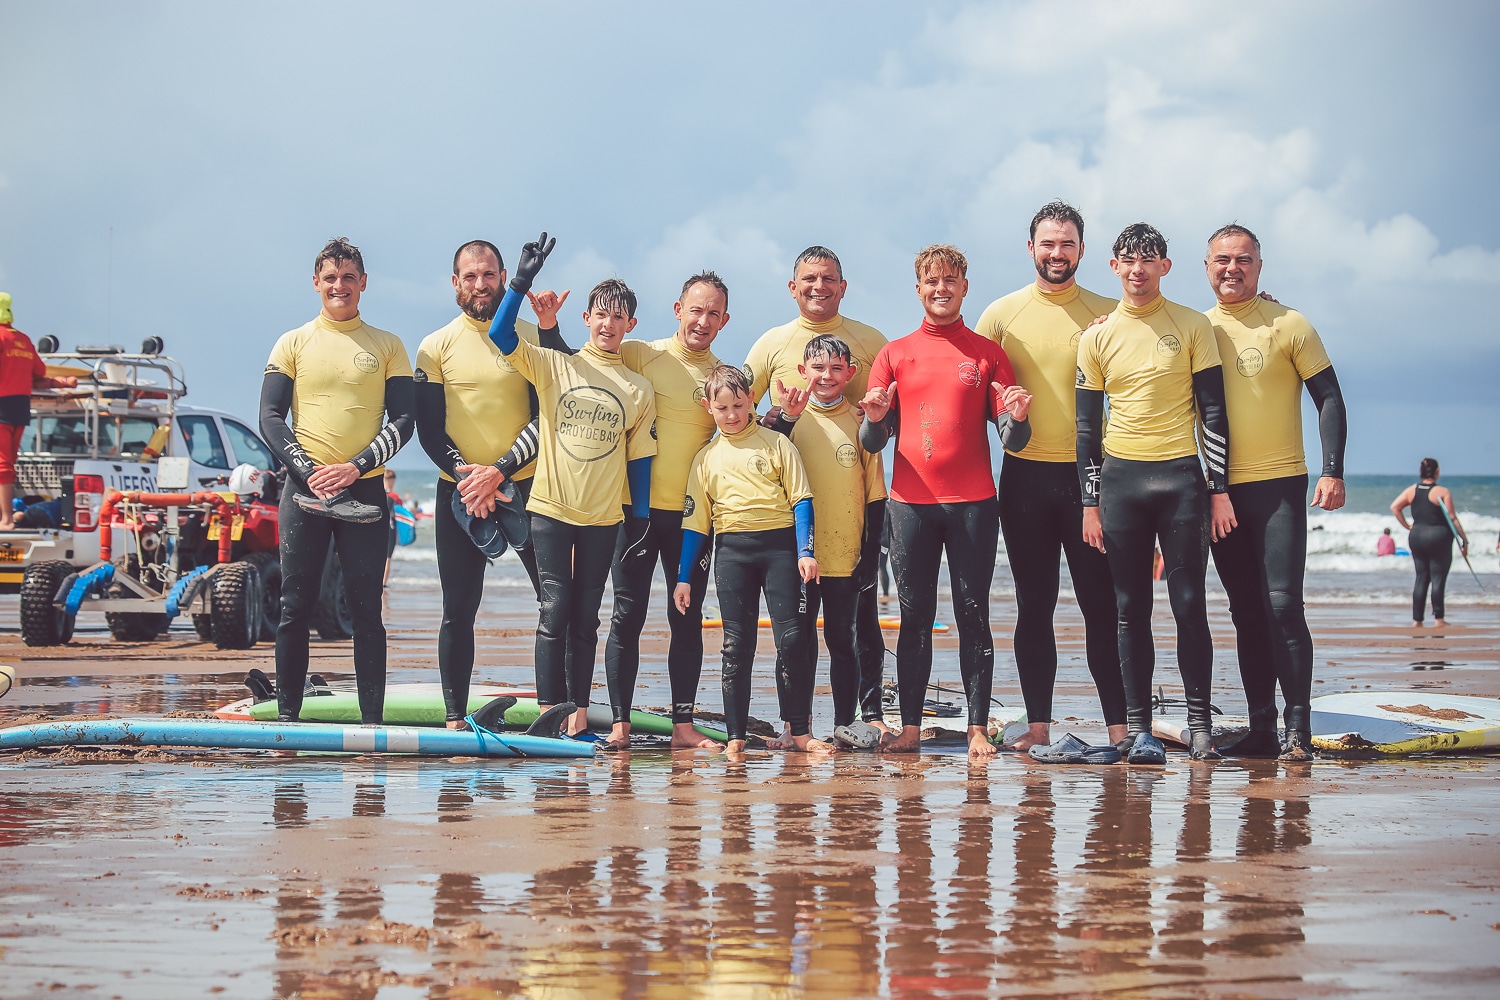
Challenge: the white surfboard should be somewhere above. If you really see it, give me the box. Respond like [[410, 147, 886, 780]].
[[1308, 692, 1500, 754]]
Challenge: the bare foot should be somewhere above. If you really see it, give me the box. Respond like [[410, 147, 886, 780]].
[[670, 721, 718, 749], [603, 722, 632, 750], [867, 718, 894, 737], [766, 724, 796, 750], [968, 726, 997, 758], [724, 739, 748, 756], [563, 706, 590, 738], [1434, 619, 1448, 628], [1107, 723, 1129, 745], [0, 520, 14, 532], [445, 720, 469, 731], [790, 734, 835, 754], [881, 726, 922, 754], [1004, 721, 1050, 752], [1412, 621, 1423, 628]]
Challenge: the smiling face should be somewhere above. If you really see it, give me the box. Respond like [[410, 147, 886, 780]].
[[916, 265, 968, 324], [453, 246, 507, 322], [1109, 253, 1171, 306], [313, 258, 367, 321], [1029, 218, 1083, 289], [583, 302, 638, 353], [674, 281, 730, 352], [704, 385, 754, 434], [789, 257, 847, 323], [1205, 233, 1263, 305], [798, 352, 856, 404]]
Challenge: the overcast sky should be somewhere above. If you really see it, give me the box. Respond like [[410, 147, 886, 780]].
[[4, 1, 1497, 474]]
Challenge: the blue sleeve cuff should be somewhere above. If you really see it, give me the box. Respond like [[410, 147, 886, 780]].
[[678, 530, 708, 583], [794, 497, 814, 558], [627, 457, 653, 519], [486, 287, 526, 355]]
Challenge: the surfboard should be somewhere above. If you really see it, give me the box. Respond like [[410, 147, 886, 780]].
[[0, 716, 596, 758], [702, 616, 949, 633], [1440, 503, 1486, 591], [218, 684, 730, 743], [1153, 692, 1500, 755]]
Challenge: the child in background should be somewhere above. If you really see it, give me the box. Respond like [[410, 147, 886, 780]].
[[675, 365, 827, 754], [1376, 527, 1396, 556]]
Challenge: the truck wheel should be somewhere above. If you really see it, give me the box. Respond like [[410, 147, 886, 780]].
[[106, 556, 169, 642], [20, 560, 76, 647], [210, 562, 261, 650], [192, 614, 214, 642], [241, 551, 282, 643], [313, 545, 353, 641]]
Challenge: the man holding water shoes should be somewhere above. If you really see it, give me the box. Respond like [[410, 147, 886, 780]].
[[1202, 224, 1347, 762], [1076, 222, 1234, 764], [975, 202, 1129, 755]]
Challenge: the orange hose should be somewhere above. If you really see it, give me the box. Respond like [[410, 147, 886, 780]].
[[99, 490, 238, 564]]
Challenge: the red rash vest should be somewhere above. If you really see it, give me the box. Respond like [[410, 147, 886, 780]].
[[867, 317, 1015, 504]]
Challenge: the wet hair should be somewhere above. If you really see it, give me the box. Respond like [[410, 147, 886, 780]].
[[803, 334, 852, 365], [314, 237, 364, 276], [680, 270, 729, 310], [1112, 223, 1169, 260], [1207, 223, 1261, 256], [1030, 201, 1086, 242], [914, 244, 968, 279], [793, 246, 843, 281], [703, 363, 751, 400], [587, 278, 638, 319], [1420, 457, 1439, 479], [453, 240, 504, 274]]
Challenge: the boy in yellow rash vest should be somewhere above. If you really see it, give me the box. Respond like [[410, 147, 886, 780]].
[[974, 201, 1129, 754], [674, 365, 828, 755], [762, 335, 888, 745], [487, 236, 658, 741]]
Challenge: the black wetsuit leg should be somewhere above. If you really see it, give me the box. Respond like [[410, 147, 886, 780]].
[[434, 478, 486, 721], [888, 497, 999, 729], [276, 477, 390, 723], [1211, 474, 1313, 732], [1000, 454, 1126, 728], [813, 575, 862, 727], [715, 528, 810, 740], [854, 585, 887, 722], [1408, 526, 1453, 622], [530, 512, 617, 708], [509, 478, 541, 598], [604, 509, 710, 725], [1099, 456, 1213, 735]]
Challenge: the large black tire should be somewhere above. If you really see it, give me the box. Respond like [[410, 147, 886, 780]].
[[106, 555, 168, 642], [20, 560, 76, 647], [313, 545, 353, 641], [241, 551, 282, 643], [210, 561, 260, 650]]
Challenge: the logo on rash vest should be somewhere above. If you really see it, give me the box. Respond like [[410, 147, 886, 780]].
[[957, 361, 982, 387], [836, 444, 857, 468], [354, 351, 380, 373], [1155, 335, 1182, 358], [748, 454, 772, 476], [413, 368, 429, 383], [682, 494, 695, 517], [1236, 347, 1265, 377], [691, 384, 707, 406], [741, 364, 754, 383], [1070, 329, 1083, 350], [264, 363, 283, 375], [1075, 366, 1087, 387], [555, 386, 627, 462], [495, 353, 518, 373]]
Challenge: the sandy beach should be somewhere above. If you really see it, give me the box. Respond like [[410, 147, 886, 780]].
[[3, 578, 1498, 999]]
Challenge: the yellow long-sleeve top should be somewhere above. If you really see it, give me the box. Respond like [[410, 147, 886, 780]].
[[787, 398, 886, 577], [619, 336, 719, 512], [264, 313, 413, 477], [506, 338, 657, 527], [976, 282, 1117, 462], [1076, 295, 1221, 462], [744, 314, 887, 407], [1206, 296, 1332, 485], [683, 423, 814, 537], [415, 314, 540, 482]]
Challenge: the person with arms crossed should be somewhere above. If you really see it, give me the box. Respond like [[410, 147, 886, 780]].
[[974, 201, 1128, 754], [674, 364, 826, 755], [1203, 224, 1347, 760], [860, 245, 1033, 758], [260, 238, 415, 724], [1391, 457, 1468, 630], [487, 236, 657, 741], [1075, 223, 1234, 764]]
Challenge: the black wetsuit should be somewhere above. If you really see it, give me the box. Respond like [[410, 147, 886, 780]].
[[1408, 483, 1453, 623]]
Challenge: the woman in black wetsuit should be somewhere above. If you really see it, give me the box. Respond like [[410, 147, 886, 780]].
[[1390, 458, 1469, 627]]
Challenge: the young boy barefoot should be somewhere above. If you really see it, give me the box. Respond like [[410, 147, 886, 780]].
[[674, 365, 830, 754], [763, 335, 887, 747]]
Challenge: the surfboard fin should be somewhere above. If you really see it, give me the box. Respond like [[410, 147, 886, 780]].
[[244, 669, 275, 703], [468, 695, 519, 734], [526, 702, 577, 739]]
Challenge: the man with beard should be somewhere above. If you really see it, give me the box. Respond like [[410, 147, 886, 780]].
[[414, 240, 566, 728], [975, 202, 1128, 754]]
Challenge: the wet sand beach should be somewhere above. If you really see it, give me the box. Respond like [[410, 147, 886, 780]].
[[2, 584, 1498, 998]]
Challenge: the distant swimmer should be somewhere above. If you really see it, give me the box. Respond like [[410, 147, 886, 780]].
[[675, 364, 825, 754], [1391, 458, 1468, 628], [861, 245, 1033, 758], [414, 239, 563, 729], [488, 237, 657, 741], [602, 272, 731, 750], [260, 238, 415, 723], [762, 334, 888, 747], [745, 246, 889, 732], [1376, 527, 1396, 556], [974, 201, 1127, 754], [1203, 223, 1347, 762], [1076, 223, 1233, 763]]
